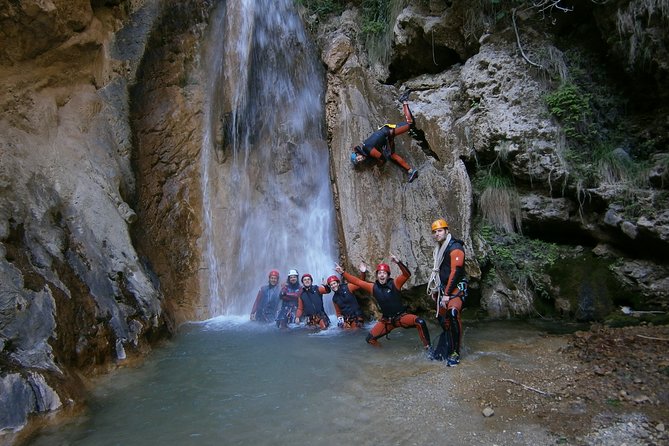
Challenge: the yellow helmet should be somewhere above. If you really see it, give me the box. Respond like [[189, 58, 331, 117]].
[[431, 219, 449, 231]]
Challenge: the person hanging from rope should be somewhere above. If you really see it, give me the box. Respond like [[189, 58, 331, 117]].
[[426, 219, 467, 366], [276, 269, 301, 329], [326, 265, 366, 330], [250, 269, 281, 323], [349, 89, 419, 183], [295, 273, 331, 330], [335, 255, 431, 352]]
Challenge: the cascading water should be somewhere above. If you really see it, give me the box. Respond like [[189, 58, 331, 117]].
[[201, 0, 337, 316]]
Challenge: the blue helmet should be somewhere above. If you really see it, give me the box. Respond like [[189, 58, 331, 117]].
[[350, 145, 364, 165]]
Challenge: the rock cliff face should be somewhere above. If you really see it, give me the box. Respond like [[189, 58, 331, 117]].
[[1, 0, 668, 440], [0, 0, 208, 437], [315, 0, 668, 317]]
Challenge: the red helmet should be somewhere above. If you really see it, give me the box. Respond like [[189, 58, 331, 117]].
[[301, 273, 313, 283], [376, 263, 391, 273], [268, 270, 280, 278], [326, 275, 340, 285]]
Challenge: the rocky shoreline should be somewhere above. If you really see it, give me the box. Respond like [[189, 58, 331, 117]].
[[449, 322, 669, 445]]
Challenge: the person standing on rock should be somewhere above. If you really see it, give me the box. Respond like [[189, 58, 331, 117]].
[[335, 255, 431, 351], [426, 219, 467, 366], [250, 269, 281, 323], [349, 89, 419, 183], [276, 269, 301, 329], [326, 267, 366, 330], [295, 273, 331, 330]]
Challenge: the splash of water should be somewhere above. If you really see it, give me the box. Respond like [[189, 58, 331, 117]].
[[201, 0, 337, 316]]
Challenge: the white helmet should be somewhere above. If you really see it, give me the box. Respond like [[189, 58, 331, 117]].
[[288, 269, 299, 277]]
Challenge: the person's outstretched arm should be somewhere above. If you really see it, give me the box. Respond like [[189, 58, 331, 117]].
[[336, 263, 373, 295], [391, 254, 411, 289]]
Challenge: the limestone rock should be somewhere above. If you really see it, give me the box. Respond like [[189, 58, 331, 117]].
[[0, 0, 173, 433], [481, 278, 535, 319], [0, 372, 61, 432], [1, 0, 669, 439]]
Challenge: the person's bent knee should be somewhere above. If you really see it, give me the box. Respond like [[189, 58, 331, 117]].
[[416, 317, 428, 331], [416, 318, 431, 345]]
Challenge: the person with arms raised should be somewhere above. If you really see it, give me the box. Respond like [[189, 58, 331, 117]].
[[326, 265, 366, 330], [336, 255, 431, 351]]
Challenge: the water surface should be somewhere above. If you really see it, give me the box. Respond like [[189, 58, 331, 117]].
[[29, 318, 564, 445]]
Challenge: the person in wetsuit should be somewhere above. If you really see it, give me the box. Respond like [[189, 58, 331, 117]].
[[350, 90, 419, 183], [336, 255, 431, 351], [327, 270, 365, 330], [295, 273, 330, 330], [250, 269, 281, 323], [276, 269, 301, 329], [426, 219, 467, 366]]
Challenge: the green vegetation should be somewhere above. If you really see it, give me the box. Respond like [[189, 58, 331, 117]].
[[295, 0, 401, 36], [295, 0, 344, 17], [478, 224, 561, 299], [545, 83, 594, 144], [605, 398, 622, 407], [360, 0, 408, 66], [360, 0, 391, 36], [541, 44, 663, 221], [605, 310, 669, 328]]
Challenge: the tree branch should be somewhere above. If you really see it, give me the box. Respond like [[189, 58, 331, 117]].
[[637, 334, 669, 341], [500, 378, 553, 396], [512, 8, 544, 69]]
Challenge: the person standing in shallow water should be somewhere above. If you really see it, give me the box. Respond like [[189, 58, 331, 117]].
[[326, 266, 366, 329], [349, 90, 419, 183], [276, 269, 301, 329], [426, 219, 467, 366], [295, 273, 330, 330], [250, 270, 281, 323], [336, 255, 431, 351]]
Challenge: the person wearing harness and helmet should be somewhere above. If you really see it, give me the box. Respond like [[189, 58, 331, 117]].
[[326, 265, 366, 329], [250, 269, 281, 323], [350, 90, 419, 183], [335, 255, 431, 352], [276, 269, 301, 329], [426, 219, 467, 366], [295, 273, 331, 330]]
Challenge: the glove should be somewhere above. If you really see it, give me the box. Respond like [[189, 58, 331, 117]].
[[337, 316, 344, 327]]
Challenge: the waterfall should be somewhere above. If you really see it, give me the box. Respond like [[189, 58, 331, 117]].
[[201, 0, 337, 316]]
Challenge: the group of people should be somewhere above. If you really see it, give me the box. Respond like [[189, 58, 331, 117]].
[[249, 219, 467, 366], [251, 90, 467, 364], [250, 267, 365, 331]]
